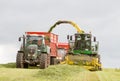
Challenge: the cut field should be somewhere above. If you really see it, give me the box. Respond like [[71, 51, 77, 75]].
[[0, 63, 120, 81]]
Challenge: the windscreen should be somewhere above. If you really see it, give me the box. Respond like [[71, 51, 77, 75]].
[[27, 35, 43, 45], [74, 34, 91, 50]]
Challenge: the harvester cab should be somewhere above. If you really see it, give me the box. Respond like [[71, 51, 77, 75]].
[[68, 33, 99, 55], [16, 32, 50, 69]]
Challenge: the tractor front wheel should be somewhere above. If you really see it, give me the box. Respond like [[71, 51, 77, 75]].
[[16, 52, 24, 68], [39, 54, 48, 69]]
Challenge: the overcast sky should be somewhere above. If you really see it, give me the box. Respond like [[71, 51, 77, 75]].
[[0, 0, 120, 68]]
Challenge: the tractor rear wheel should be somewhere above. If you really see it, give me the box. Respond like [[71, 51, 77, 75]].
[[47, 54, 50, 67], [39, 54, 47, 69], [16, 52, 24, 68]]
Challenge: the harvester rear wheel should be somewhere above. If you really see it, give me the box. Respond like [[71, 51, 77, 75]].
[[16, 52, 24, 68], [39, 54, 47, 69]]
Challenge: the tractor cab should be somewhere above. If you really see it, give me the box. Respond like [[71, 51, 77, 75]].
[[25, 35, 45, 60]]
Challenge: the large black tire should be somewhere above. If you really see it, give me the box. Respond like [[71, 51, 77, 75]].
[[39, 54, 48, 69], [47, 54, 50, 67], [16, 52, 24, 68], [50, 57, 57, 65], [24, 63, 28, 68]]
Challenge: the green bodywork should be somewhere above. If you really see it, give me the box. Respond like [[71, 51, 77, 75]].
[[73, 50, 92, 55], [67, 33, 101, 71], [69, 33, 99, 55], [20, 35, 49, 60]]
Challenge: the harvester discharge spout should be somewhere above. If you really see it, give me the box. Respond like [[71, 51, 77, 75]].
[[48, 20, 84, 33]]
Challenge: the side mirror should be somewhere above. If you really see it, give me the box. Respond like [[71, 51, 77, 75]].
[[19, 37, 21, 41], [70, 36, 72, 40], [67, 35, 69, 39], [94, 37, 96, 42]]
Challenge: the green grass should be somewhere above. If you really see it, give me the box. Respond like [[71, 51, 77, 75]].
[[0, 63, 120, 81], [96, 68, 120, 81], [0, 63, 16, 68], [0, 63, 88, 81], [34, 65, 87, 81]]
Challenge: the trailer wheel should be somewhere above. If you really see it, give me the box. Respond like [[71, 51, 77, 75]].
[[51, 57, 57, 65], [16, 52, 24, 68], [39, 54, 47, 69]]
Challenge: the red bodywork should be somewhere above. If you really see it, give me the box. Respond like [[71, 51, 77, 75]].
[[57, 43, 69, 53], [26, 32, 58, 57], [57, 43, 69, 60]]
